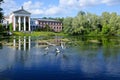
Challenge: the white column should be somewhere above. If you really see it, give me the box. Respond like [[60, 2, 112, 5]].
[[18, 16, 21, 31], [24, 36, 26, 51], [24, 16, 26, 31], [28, 36, 31, 50], [28, 17, 31, 31], [13, 16, 16, 31], [18, 36, 21, 50]]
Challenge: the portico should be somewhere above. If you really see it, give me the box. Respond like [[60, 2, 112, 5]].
[[11, 6, 31, 31]]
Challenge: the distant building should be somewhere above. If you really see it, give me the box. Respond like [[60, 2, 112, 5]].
[[3, 6, 31, 31], [2, 16, 9, 28], [10, 6, 31, 31], [30, 18, 38, 31], [3, 7, 62, 32], [31, 18, 62, 32]]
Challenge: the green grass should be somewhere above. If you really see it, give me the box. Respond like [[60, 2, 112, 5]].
[[13, 31, 68, 37]]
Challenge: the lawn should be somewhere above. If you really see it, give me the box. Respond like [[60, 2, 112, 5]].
[[13, 31, 67, 37]]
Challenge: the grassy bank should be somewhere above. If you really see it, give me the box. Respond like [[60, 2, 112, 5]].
[[13, 31, 68, 37]]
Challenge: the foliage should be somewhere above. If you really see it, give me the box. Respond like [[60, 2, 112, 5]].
[[13, 31, 67, 37], [35, 25, 53, 32], [0, 23, 3, 32], [0, 0, 4, 22], [9, 23, 13, 32], [44, 24, 53, 32], [63, 11, 120, 36], [63, 17, 73, 34]]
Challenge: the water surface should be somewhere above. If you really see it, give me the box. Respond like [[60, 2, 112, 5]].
[[0, 36, 120, 80]]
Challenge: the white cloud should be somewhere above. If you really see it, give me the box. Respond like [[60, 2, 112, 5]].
[[23, 1, 44, 15], [45, 6, 61, 15], [23, 1, 43, 10], [101, 0, 120, 5], [2, 0, 19, 16], [31, 9, 44, 15], [59, 0, 78, 8], [22, 1, 67, 16], [2, 0, 120, 17], [79, 0, 100, 7], [59, 0, 120, 8]]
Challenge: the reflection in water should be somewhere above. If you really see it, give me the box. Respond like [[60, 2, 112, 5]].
[[0, 46, 16, 72], [13, 36, 31, 51], [0, 43, 2, 49], [0, 36, 120, 80]]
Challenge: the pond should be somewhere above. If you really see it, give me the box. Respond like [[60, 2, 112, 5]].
[[0, 36, 120, 80]]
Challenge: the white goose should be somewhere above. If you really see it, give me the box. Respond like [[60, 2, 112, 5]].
[[55, 48, 60, 53], [45, 47, 49, 51]]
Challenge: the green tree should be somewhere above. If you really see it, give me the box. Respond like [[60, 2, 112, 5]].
[[108, 12, 118, 35], [63, 11, 120, 36], [9, 23, 13, 32], [0, 23, 3, 32], [45, 24, 52, 32], [63, 17, 73, 34], [0, 0, 4, 23]]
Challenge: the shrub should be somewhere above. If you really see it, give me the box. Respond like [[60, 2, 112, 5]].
[[0, 23, 3, 32], [9, 23, 13, 32]]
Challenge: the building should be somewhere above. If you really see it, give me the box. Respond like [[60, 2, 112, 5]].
[[9, 6, 31, 31], [3, 7, 62, 32], [31, 18, 62, 32], [30, 18, 39, 31]]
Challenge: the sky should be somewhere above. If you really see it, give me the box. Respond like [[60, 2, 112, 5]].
[[2, 0, 120, 18]]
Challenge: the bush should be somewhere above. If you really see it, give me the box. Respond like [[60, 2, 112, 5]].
[[0, 23, 3, 32], [9, 23, 13, 32]]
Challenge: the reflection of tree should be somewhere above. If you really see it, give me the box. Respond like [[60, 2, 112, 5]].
[[1, 36, 120, 66], [62, 54, 69, 61], [103, 47, 120, 60], [67, 36, 120, 59], [0, 43, 2, 49]]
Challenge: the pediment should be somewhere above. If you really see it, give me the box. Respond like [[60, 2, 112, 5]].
[[13, 9, 31, 15]]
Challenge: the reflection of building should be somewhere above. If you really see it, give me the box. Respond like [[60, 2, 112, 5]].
[[13, 36, 31, 50]]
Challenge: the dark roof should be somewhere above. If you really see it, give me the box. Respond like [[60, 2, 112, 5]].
[[13, 6, 31, 15], [37, 18, 61, 22]]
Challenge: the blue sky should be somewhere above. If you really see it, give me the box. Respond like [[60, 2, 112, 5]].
[[2, 0, 120, 18]]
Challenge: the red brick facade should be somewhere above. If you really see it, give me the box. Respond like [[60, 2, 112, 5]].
[[37, 19, 62, 32]]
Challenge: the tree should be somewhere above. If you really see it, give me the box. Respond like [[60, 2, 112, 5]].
[[63, 17, 73, 34], [0, 0, 4, 23], [72, 11, 88, 35], [77, 11, 85, 16], [0, 23, 3, 32], [63, 11, 120, 36], [45, 24, 52, 32], [9, 23, 13, 32]]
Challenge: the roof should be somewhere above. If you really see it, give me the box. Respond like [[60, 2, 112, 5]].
[[37, 18, 61, 22], [12, 6, 31, 15]]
